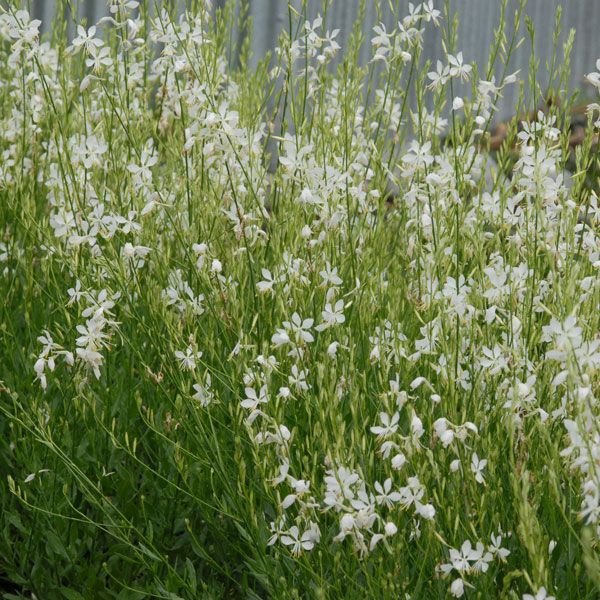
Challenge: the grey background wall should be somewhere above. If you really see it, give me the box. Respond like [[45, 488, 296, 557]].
[[30, 1, 600, 118]]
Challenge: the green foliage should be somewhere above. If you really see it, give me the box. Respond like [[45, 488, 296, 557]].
[[1, 1, 600, 599]]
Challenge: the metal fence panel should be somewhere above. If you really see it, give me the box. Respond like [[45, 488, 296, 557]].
[[31, 1, 600, 117]]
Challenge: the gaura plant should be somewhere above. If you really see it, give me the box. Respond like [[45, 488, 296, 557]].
[[1, 0, 600, 598]]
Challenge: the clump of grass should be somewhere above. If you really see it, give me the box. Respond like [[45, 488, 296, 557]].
[[1, 1, 600, 598]]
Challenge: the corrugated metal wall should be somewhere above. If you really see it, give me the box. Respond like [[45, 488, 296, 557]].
[[31, 1, 600, 118]]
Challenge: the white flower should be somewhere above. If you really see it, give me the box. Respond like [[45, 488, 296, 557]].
[[370, 412, 399, 438], [371, 23, 392, 64], [272, 313, 314, 351], [585, 59, 600, 91], [281, 478, 310, 509], [374, 478, 402, 508], [67, 280, 84, 306], [128, 146, 158, 184], [72, 25, 103, 54], [271, 329, 290, 347], [391, 453, 406, 470], [450, 579, 465, 598], [422, 1, 441, 25], [427, 60, 449, 90], [257, 268, 277, 294], [76, 347, 104, 379], [411, 414, 424, 439], [6, 10, 41, 48], [278, 386, 291, 400], [471, 452, 487, 484], [452, 97, 464, 111], [440, 540, 492, 575], [320, 263, 343, 287], [448, 52, 472, 81], [433, 418, 455, 447], [24, 469, 49, 484], [402, 140, 434, 170], [108, 0, 139, 15], [174, 346, 202, 371], [192, 373, 215, 407], [410, 376, 427, 390], [315, 300, 345, 331], [287, 312, 314, 343], [85, 45, 113, 70], [288, 364, 310, 392], [256, 424, 291, 447], [241, 385, 268, 411], [339, 513, 355, 533], [280, 526, 316, 556], [416, 503, 436, 520], [327, 341, 340, 358], [489, 532, 510, 561], [523, 588, 555, 600]]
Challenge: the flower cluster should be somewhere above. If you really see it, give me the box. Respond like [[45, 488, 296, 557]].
[[2, 1, 599, 597]]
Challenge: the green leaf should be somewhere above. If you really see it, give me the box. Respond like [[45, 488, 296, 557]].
[[47, 531, 70, 561], [185, 558, 197, 593], [138, 543, 161, 562], [116, 589, 147, 600], [60, 588, 86, 600]]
